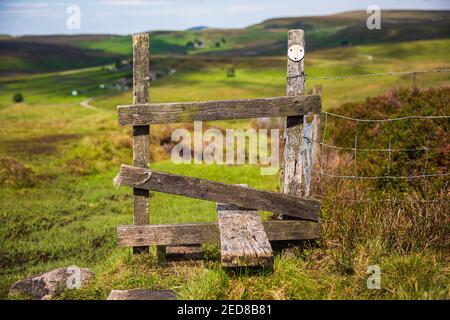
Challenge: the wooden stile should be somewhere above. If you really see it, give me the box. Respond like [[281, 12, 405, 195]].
[[115, 30, 321, 264]]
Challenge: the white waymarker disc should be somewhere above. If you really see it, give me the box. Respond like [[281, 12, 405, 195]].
[[288, 45, 305, 62]]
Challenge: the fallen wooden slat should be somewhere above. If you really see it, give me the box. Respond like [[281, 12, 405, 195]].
[[117, 95, 321, 126], [217, 204, 273, 267], [117, 220, 320, 247], [107, 289, 176, 300], [114, 165, 321, 220]]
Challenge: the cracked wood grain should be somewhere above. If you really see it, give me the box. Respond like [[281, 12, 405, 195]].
[[217, 204, 273, 267]]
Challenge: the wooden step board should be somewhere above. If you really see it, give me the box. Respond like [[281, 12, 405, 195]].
[[217, 204, 274, 267]]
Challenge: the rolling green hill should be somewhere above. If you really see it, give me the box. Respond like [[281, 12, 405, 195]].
[[196, 10, 450, 55], [72, 10, 450, 57], [0, 10, 449, 75], [0, 34, 122, 75], [0, 40, 120, 75]]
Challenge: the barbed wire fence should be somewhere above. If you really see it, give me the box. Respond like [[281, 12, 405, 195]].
[[298, 67, 450, 204], [305, 68, 450, 80]]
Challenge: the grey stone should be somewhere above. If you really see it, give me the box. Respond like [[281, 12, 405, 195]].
[[9, 267, 94, 300]]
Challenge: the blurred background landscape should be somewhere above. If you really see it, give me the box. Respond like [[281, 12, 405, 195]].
[[0, 2, 449, 299]]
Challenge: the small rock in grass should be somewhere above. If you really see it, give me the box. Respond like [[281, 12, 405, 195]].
[[9, 267, 94, 300]]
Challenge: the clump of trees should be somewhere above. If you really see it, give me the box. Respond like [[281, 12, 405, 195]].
[[215, 38, 227, 48], [227, 67, 235, 78], [186, 41, 195, 49], [13, 93, 24, 103], [186, 38, 226, 50], [186, 39, 204, 49]]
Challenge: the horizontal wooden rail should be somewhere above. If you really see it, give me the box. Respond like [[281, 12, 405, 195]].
[[114, 165, 321, 220], [117, 220, 320, 246], [118, 95, 321, 126]]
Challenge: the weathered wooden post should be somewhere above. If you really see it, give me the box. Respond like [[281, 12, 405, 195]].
[[131, 33, 150, 254], [132, 33, 167, 260], [312, 85, 322, 170], [281, 29, 306, 212]]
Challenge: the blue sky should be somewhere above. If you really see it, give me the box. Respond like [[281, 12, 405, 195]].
[[0, 0, 449, 36]]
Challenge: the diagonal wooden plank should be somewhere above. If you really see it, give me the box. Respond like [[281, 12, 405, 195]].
[[114, 164, 321, 220], [217, 204, 273, 267], [117, 95, 321, 126], [117, 220, 320, 247]]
